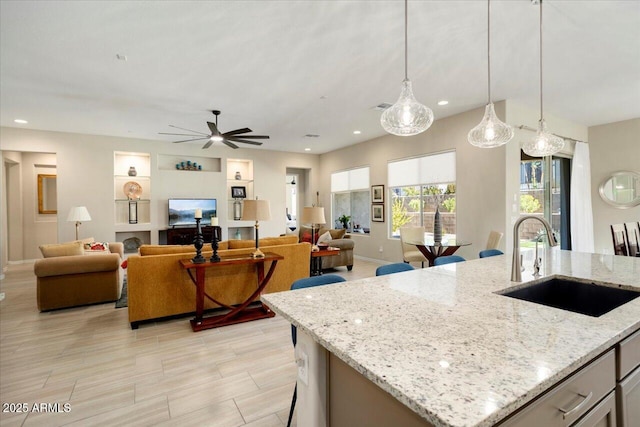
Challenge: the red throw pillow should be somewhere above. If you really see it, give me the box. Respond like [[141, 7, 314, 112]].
[[121, 259, 128, 269], [301, 232, 318, 244]]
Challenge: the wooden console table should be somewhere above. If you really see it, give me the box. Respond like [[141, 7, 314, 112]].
[[179, 252, 283, 332]]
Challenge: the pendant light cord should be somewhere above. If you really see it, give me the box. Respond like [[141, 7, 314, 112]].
[[487, 0, 491, 104], [539, 0, 543, 121], [404, 0, 408, 81]]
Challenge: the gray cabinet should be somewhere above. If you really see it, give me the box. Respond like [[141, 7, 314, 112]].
[[500, 350, 616, 427], [617, 367, 640, 427], [573, 391, 616, 427]]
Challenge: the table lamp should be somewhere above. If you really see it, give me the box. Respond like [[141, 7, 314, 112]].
[[301, 206, 326, 251], [241, 197, 271, 258], [67, 206, 91, 240]]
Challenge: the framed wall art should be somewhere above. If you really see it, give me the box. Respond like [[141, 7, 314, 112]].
[[372, 204, 384, 222], [231, 186, 247, 199], [371, 185, 384, 203]]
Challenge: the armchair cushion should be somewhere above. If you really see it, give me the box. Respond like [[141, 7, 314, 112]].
[[39, 241, 84, 258]]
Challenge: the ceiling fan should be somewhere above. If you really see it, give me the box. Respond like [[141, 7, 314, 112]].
[[159, 110, 269, 149]]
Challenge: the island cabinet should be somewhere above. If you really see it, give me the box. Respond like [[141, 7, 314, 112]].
[[489, 350, 617, 427], [616, 330, 640, 427]]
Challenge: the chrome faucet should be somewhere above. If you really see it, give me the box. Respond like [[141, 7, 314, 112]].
[[511, 215, 558, 282]]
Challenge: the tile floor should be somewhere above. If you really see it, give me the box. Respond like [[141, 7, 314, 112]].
[[0, 258, 382, 427]]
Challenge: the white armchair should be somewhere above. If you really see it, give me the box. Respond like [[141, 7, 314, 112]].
[[400, 227, 428, 268]]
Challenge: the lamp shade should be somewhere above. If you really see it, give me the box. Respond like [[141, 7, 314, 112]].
[[301, 207, 326, 225], [241, 199, 271, 221], [67, 206, 91, 222]]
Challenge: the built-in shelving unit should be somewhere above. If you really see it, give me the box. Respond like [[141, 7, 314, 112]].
[[157, 154, 221, 172], [114, 151, 151, 245], [227, 158, 254, 240]]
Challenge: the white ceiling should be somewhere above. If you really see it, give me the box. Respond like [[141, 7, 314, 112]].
[[1, 1, 639, 154]]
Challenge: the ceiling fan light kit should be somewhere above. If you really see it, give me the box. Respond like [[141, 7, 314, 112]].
[[160, 110, 269, 150], [522, 0, 564, 157], [380, 0, 433, 136], [468, 0, 514, 148]]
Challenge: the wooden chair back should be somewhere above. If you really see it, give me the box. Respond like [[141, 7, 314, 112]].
[[611, 224, 629, 256]]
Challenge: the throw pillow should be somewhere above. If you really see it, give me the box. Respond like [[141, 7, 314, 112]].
[[39, 241, 84, 258], [317, 231, 332, 245], [319, 228, 346, 240], [301, 231, 318, 244], [85, 242, 109, 252]]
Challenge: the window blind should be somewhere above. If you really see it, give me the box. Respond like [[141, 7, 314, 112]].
[[388, 152, 456, 187], [331, 167, 370, 192]]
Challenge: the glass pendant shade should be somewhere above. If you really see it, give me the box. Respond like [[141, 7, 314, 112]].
[[522, 119, 565, 157], [467, 103, 514, 148], [380, 79, 434, 136]]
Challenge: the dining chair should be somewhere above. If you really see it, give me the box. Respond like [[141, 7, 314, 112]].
[[611, 224, 629, 256], [485, 231, 503, 250], [624, 222, 640, 257], [399, 226, 428, 267], [434, 255, 466, 266], [376, 263, 415, 276], [479, 249, 504, 258], [287, 274, 346, 427]]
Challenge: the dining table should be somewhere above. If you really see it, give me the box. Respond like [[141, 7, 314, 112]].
[[406, 235, 471, 267]]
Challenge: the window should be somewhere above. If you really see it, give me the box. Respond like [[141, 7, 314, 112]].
[[331, 167, 370, 232], [519, 153, 571, 249], [388, 152, 456, 238]]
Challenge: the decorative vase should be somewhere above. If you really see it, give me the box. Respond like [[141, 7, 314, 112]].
[[128, 166, 137, 177], [433, 206, 442, 245], [234, 229, 242, 240], [233, 199, 242, 220], [235, 171, 242, 180]]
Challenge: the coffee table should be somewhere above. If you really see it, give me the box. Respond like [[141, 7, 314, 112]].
[[310, 247, 340, 276]]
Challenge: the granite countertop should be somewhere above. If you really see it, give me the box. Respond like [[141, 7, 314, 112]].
[[262, 250, 640, 427]]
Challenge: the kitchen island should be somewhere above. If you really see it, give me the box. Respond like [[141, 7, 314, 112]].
[[262, 250, 640, 427]]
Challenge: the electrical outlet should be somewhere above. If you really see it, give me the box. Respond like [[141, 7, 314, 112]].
[[297, 350, 309, 386], [379, 246, 383, 252]]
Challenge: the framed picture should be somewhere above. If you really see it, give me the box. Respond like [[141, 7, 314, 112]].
[[372, 185, 384, 203], [372, 203, 384, 222], [231, 186, 246, 199]]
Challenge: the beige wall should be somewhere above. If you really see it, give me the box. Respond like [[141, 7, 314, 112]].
[[1, 126, 320, 261], [588, 118, 640, 253], [319, 102, 510, 262]]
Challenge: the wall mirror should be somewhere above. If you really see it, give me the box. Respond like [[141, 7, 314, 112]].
[[37, 174, 57, 214], [599, 170, 640, 209]]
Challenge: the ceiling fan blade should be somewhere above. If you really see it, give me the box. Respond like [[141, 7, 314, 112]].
[[168, 125, 209, 136], [159, 132, 203, 137], [234, 134, 269, 139], [222, 140, 239, 149], [172, 137, 209, 143], [226, 137, 263, 146], [207, 121, 221, 136], [202, 139, 214, 149], [222, 128, 252, 137]]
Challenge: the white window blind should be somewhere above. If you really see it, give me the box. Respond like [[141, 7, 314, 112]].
[[388, 152, 456, 187], [331, 167, 370, 192]]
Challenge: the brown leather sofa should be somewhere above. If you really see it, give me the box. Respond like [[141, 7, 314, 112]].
[[126, 235, 311, 328], [34, 242, 124, 311]]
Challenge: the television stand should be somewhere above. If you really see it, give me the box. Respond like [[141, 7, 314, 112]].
[[166, 226, 215, 245]]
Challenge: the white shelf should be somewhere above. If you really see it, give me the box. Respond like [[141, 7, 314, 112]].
[[115, 151, 152, 227]]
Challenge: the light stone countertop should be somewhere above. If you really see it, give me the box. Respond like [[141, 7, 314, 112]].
[[261, 250, 640, 427]]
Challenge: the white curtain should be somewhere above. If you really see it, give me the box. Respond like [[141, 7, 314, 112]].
[[570, 142, 595, 252]]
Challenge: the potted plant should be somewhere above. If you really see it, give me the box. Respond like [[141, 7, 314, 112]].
[[338, 214, 351, 230]]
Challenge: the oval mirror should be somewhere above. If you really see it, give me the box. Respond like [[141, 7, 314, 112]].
[[599, 171, 640, 209]]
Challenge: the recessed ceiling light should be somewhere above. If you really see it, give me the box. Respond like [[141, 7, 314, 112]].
[[14, 119, 28, 124], [437, 100, 449, 106], [353, 130, 361, 135], [304, 148, 311, 151], [304, 134, 320, 138]]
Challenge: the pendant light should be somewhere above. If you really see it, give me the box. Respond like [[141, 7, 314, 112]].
[[381, 0, 433, 136], [468, 0, 514, 148], [522, 0, 564, 157]]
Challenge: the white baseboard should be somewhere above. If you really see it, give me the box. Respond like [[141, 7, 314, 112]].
[[353, 255, 387, 265]]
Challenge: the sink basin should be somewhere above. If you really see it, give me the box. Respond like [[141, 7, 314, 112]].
[[499, 277, 640, 317]]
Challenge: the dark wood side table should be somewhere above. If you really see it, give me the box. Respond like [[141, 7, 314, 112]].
[[179, 252, 283, 332], [310, 247, 340, 276]]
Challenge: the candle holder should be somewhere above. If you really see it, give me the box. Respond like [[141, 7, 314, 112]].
[[191, 218, 206, 264], [210, 226, 222, 262]]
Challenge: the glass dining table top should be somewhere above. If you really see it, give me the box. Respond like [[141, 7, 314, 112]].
[[405, 234, 471, 248]]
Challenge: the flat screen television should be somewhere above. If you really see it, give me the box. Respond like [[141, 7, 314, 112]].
[[168, 198, 217, 226]]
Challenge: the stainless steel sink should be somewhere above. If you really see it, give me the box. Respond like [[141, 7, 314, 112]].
[[498, 277, 640, 317]]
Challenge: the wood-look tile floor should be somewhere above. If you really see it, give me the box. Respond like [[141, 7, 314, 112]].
[[0, 258, 382, 427]]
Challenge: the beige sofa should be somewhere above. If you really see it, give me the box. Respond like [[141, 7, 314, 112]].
[[297, 226, 354, 271], [34, 241, 124, 311], [126, 235, 311, 328]]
